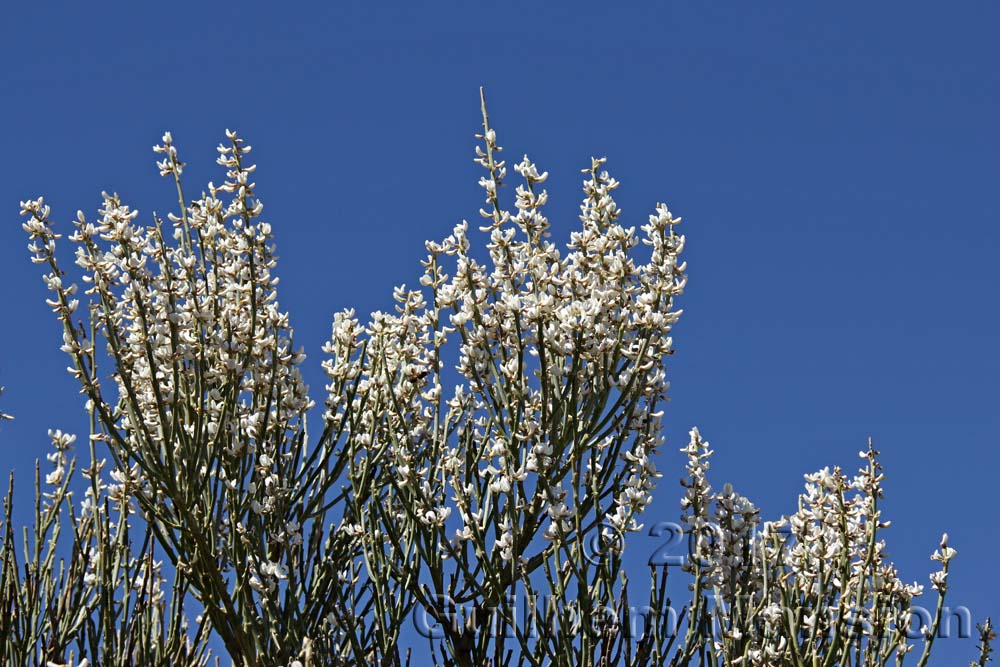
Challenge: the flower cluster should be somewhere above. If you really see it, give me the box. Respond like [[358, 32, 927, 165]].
[[18, 130, 352, 666], [313, 91, 687, 665], [674, 430, 958, 667]]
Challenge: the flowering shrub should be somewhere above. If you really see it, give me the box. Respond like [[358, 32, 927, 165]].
[[675, 430, 957, 667], [4, 92, 992, 666]]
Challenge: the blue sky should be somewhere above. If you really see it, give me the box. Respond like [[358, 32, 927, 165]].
[[1, 1, 997, 663]]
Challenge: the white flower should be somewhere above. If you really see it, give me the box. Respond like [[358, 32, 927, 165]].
[[45, 465, 65, 487]]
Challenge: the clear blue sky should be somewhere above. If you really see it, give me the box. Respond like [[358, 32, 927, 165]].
[[1, 2, 997, 663]]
